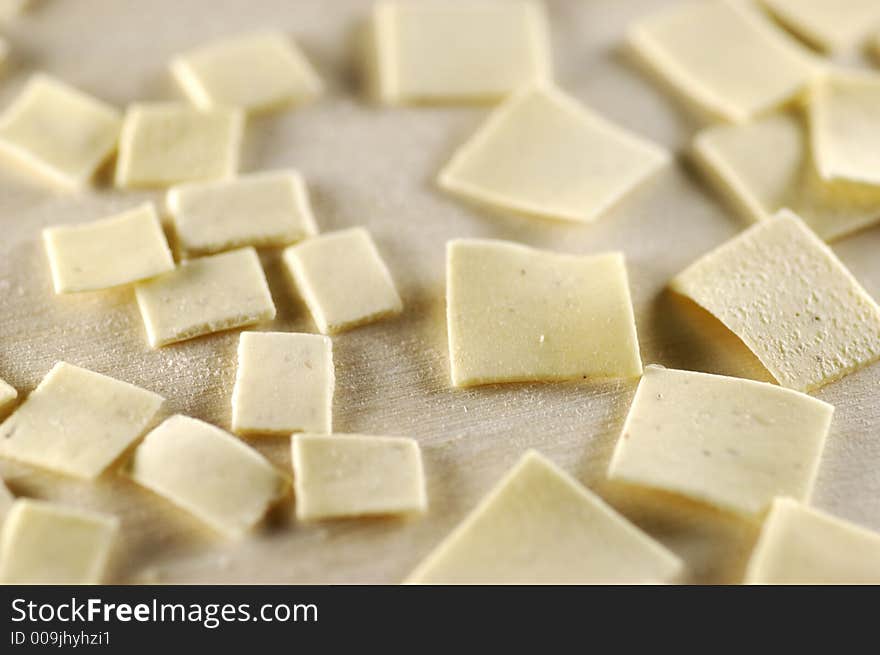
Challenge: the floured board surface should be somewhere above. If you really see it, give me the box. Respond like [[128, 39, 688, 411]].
[[0, 0, 878, 584]]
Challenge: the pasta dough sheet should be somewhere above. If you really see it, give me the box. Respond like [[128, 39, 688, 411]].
[[0, 499, 118, 584], [0, 362, 164, 479], [172, 31, 322, 113], [810, 72, 880, 187], [292, 433, 426, 521], [607, 365, 834, 517], [406, 450, 683, 584], [439, 85, 668, 223], [135, 247, 276, 348], [232, 331, 334, 436], [692, 110, 880, 242], [671, 210, 880, 391], [761, 0, 880, 53], [627, 0, 816, 122], [167, 170, 318, 257], [745, 497, 880, 584], [370, 0, 550, 104], [43, 203, 174, 293], [126, 415, 289, 538], [446, 239, 642, 387], [115, 103, 243, 188], [0, 74, 121, 188], [283, 227, 402, 334]]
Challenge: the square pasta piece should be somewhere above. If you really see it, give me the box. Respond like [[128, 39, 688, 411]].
[[627, 0, 816, 123], [283, 227, 402, 334], [438, 85, 668, 223], [115, 103, 243, 188], [0, 377, 16, 416], [292, 433, 426, 521], [446, 239, 642, 387], [167, 170, 318, 257], [671, 210, 880, 391], [406, 450, 683, 584], [0, 499, 118, 584], [126, 415, 289, 538], [745, 497, 880, 584], [607, 366, 834, 517], [0, 362, 164, 479], [369, 1, 550, 104], [692, 110, 880, 242], [135, 247, 275, 348], [0, 74, 121, 188], [232, 331, 334, 436], [43, 203, 174, 293], [761, 0, 880, 53], [171, 31, 322, 113], [810, 72, 880, 186]]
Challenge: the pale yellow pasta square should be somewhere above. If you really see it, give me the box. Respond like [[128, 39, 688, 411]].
[[406, 450, 683, 584], [671, 211, 880, 391], [692, 110, 880, 242], [446, 239, 642, 387], [167, 170, 318, 257], [283, 227, 402, 334], [628, 0, 816, 123], [810, 72, 880, 186], [607, 366, 833, 517], [745, 497, 880, 584], [232, 331, 334, 436], [439, 85, 668, 223], [0, 377, 16, 416], [171, 31, 322, 113], [0, 362, 164, 479], [292, 433, 426, 521], [126, 415, 289, 538], [43, 203, 174, 293], [0, 499, 118, 584], [115, 103, 243, 188], [135, 247, 276, 348], [761, 0, 880, 53], [0, 74, 121, 188], [370, 1, 550, 104]]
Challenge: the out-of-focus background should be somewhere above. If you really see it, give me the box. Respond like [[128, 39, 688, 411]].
[[0, 0, 878, 583]]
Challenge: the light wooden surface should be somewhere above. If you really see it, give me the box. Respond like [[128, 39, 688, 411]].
[[0, 0, 878, 584]]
